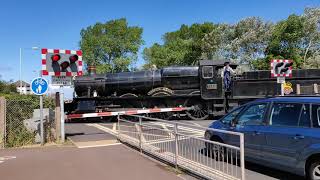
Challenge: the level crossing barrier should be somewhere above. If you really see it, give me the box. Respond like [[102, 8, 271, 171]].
[[117, 115, 245, 180], [66, 107, 193, 120]]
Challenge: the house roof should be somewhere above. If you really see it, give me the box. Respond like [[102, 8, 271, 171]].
[[13, 80, 30, 87]]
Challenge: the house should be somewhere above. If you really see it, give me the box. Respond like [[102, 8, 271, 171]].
[[14, 80, 31, 94]]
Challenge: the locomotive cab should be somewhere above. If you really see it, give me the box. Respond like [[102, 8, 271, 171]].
[[199, 60, 238, 99]]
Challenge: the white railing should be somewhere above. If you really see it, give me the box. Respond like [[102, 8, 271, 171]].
[[117, 115, 245, 180]]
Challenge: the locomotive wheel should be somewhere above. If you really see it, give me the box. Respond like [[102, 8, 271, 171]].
[[150, 90, 174, 120], [184, 92, 209, 120]]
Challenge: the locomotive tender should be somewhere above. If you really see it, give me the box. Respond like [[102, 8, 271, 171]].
[[68, 60, 320, 120]]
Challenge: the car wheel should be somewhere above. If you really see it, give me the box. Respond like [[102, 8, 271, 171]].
[[308, 160, 320, 180]]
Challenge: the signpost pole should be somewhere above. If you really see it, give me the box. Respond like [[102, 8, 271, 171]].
[[40, 95, 44, 145], [31, 77, 48, 145], [60, 86, 65, 143], [277, 77, 285, 96], [281, 82, 285, 96]]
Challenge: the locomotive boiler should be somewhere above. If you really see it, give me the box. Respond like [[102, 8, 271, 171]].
[[74, 66, 199, 97], [67, 60, 320, 120]]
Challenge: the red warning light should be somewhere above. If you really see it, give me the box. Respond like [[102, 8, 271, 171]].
[[60, 61, 70, 70], [69, 55, 78, 63], [51, 54, 61, 62]]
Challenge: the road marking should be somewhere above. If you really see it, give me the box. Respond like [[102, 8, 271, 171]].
[[69, 138, 121, 149], [187, 121, 202, 127], [0, 156, 16, 165], [147, 122, 204, 134], [86, 123, 118, 135], [78, 142, 121, 149], [0, 156, 16, 161]]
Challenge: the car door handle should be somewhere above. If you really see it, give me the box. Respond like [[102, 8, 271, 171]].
[[293, 135, 305, 140]]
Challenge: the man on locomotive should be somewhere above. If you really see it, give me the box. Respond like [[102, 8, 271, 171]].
[[221, 61, 235, 92], [220, 61, 236, 113]]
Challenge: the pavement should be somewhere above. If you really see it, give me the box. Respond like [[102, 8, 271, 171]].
[[0, 145, 184, 180]]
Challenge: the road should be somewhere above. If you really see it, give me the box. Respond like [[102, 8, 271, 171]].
[[65, 118, 305, 180]]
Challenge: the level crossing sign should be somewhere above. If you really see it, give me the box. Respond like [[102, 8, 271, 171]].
[[31, 77, 48, 95]]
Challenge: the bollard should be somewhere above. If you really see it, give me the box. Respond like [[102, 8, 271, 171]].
[[0, 97, 6, 148], [314, 84, 319, 94], [174, 123, 179, 169], [296, 84, 301, 95], [240, 134, 245, 180], [139, 117, 142, 154]]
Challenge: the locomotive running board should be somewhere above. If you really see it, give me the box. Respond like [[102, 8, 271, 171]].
[[66, 106, 194, 120]]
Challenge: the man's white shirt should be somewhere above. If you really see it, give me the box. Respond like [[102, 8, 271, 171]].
[[221, 66, 235, 78]]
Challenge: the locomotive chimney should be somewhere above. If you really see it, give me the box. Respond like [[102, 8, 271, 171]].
[[88, 65, 96, 75]]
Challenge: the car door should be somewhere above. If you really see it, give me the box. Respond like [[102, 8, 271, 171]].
[[261, 102, 312, 168], [231, 103, 269, 160]]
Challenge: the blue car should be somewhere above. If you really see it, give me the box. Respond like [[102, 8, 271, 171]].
[[205, 97, 320, 180]]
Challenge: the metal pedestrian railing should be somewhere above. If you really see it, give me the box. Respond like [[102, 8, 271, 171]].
[[117, 115, 245, 180]]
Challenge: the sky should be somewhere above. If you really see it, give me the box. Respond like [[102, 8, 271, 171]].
[[0, 0, 319, 98]]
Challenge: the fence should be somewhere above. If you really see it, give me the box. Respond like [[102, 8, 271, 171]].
[[0, 97, 56, 148], [296, 83, 320, 95], [117, 115, 245, 180]]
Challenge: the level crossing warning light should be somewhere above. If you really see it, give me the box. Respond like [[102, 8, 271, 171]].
[[41, 48, 83, 76], [270, 59, 294, 96], [270, 59, 293, 77]]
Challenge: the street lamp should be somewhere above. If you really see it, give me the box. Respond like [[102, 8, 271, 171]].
[[19, 46, 39, 94]]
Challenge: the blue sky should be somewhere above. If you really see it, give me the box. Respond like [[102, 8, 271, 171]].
[[0, 0, 319, 83]]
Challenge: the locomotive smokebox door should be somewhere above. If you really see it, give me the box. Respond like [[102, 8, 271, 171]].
[[199, 60, 222, 99]]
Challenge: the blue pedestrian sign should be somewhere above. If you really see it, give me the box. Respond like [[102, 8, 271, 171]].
[[31, 77, 48, 95]]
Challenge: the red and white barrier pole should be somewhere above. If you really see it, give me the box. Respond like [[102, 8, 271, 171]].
[[66, 107, 193, 120]]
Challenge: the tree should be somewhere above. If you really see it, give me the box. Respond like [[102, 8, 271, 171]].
[[143, 7, 320, 70], [143, 23, 215, 68], [266, 14, 305, 68], [302, 7, 320, 67], [202, 18, 273, 64], [80, 18, 143, 73], [201, 24, 232, 60], [231, 17, 273, 64]]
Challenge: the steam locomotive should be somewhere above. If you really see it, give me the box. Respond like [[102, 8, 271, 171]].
[[66, 60, 320, 120]]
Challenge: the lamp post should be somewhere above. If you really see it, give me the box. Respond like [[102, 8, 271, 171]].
[[19, 46, 39, 94]]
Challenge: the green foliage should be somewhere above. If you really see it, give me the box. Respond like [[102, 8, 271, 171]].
[[0, 80, 16, 94], [302, 7, 320, 67], [144, 7, 320, 70], [80, 18, 143, 73], [251, 54, 284, 70], [143, 23, 215, 68], [266, 15, 304, 68]]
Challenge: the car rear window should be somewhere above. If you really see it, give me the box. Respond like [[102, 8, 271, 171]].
[[269, 103, 302, 127]]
